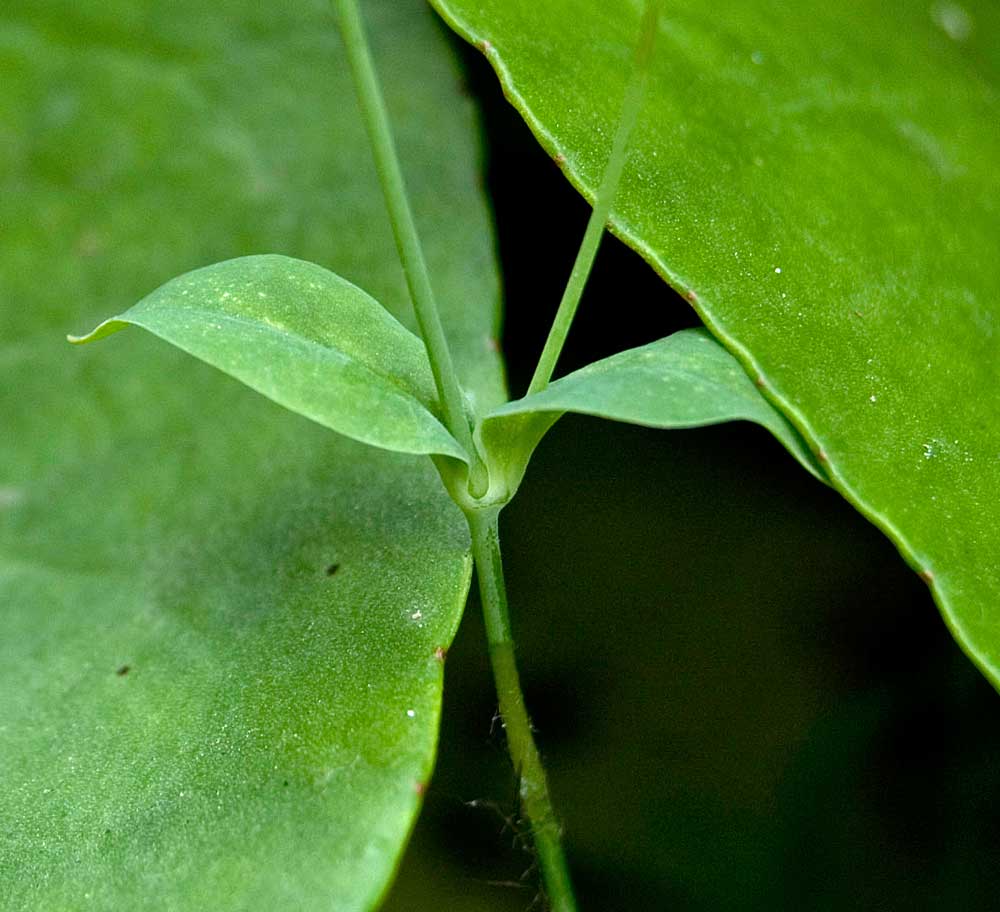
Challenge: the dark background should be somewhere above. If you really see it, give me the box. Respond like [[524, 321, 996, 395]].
[[383, 35, 1000, 912]]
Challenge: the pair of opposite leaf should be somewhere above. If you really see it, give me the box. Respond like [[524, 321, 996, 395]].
[[70, 254, 825, 496]]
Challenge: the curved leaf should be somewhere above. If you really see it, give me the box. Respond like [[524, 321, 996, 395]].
[[430, 0, 1000, 684], [70, 255, 467, 461], [1, 0, 501, 908], [479, 328, 825, 502]]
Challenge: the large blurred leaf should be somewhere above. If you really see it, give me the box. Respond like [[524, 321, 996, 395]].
[[70, 255, 467, 460], [430, 0, 1000, 683], [0, 0, 502, 908], [479, 328, 825, 503]]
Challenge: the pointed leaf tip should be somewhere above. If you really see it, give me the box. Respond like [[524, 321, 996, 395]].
[[67, 319, 129, 345]]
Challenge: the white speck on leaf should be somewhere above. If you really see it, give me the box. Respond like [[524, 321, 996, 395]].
[[406, 709, 416, 718], [0, 487, 23, 508], [932, 2, 973, 41]]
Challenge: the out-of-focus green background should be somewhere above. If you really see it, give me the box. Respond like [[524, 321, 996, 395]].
[[382, 40, 1000, 911]]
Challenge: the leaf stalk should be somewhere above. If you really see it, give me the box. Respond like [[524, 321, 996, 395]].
[[466, 507, 578, 912], [335, 2, 662, 906], [332, 0, 483, 485], [526, 0, 661, 396]]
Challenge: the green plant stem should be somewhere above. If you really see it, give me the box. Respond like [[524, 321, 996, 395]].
[[466, 508, 577, 912], [526, 0, 661, 396], [332, 0, 478, 469]]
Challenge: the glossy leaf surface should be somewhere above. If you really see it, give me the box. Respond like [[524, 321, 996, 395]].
[[70, 255, 467, 461], [480, 329, 825, 502], [1, 0, 501, 908], [431, 0, 1000, 683]]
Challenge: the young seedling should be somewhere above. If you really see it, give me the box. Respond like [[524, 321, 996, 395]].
[[68, 0, 821, 906]]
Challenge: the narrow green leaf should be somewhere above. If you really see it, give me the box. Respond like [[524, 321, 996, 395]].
[[479, 329, 825, 502], [430, 0, 1000, 685], [70, 255, 468, 461], [1, 0, 503, 908]]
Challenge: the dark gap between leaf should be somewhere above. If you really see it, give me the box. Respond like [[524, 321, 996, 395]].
[[455, 38, 700, 399]]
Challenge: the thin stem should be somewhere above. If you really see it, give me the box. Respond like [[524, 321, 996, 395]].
[[526, 0, 662, 396], [332, 0, 477, 465], [467, 508, 577, 912]]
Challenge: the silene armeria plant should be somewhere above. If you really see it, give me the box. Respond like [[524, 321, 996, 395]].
[[60, 0, 970, 908]]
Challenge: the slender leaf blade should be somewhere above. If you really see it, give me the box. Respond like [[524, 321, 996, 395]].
[[480, 329, 825, 501], [70, 255, 467, 460], [430, 0, 1000, 684]]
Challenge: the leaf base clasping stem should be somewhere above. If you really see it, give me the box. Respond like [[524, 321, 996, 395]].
[[333, 0, 663, 905], [466, 507, 577, 912]]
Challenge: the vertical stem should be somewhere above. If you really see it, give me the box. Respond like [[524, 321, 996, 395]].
[[467, 508, 577, 912], [526, 0, 661, 396], [332, 0, 478, 467]]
